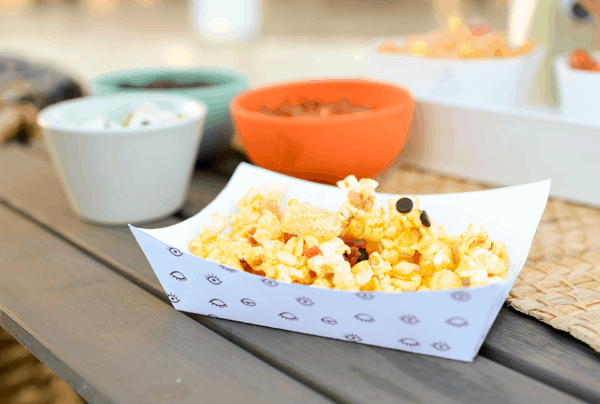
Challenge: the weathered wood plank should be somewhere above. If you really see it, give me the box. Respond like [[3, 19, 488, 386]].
[[0, 140, 591, 403], [0, 204, 333, 404], [0, 144, 180, 289], [483, 307, 600, 403]]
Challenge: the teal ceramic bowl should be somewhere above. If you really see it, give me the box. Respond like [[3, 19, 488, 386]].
[[90, 68, 250, 160]]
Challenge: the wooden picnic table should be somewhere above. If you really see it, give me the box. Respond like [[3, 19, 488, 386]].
[[1, 140, 600, 404]]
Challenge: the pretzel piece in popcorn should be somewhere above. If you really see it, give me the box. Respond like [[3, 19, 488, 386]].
[[281, 201, 348, 242]]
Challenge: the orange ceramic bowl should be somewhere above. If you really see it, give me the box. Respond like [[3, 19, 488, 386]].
[[230, 79, 415, 184]]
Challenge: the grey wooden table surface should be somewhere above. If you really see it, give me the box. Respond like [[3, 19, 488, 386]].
[[1, 140, 600, 404]]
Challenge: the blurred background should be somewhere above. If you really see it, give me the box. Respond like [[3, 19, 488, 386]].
[[0, 0, 510, 89]]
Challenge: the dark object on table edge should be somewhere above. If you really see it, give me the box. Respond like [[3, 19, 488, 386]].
[[0, 55, 85, 145]]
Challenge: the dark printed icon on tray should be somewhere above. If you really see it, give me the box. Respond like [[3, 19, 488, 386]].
[[450, 291, 471, 302], [356, 292, 374, 300], [205, 274, 222, 285], [446, 317, 468, 327], [170, 271, 187, 281], [400, 315, 420, 325], [296, 296, 314, 306], [354, 313, 375, 323], [241, 298, 256, 307], [344, 333, 363, 342], [262, 278, 278, 287], [167, 246, 183, 257], [431, 342, 451, 351], [321, 317, 338, 325], [219, 264, 237, 273], [399, 338, 420, 347], [209, 299, 227, 308], [279, 312, 298, 321], [167, 293, 180, 303]]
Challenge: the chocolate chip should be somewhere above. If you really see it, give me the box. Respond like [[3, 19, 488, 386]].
[[356, 248, 369, 263], [420, 211, 431, 227], [395, 197, 414, 213]]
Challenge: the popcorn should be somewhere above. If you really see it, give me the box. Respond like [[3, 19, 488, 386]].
[[417, 228, 454, 275], [429, 269, 463, 290], [228, 182, 285, 241], [253, 210, 283, 245], [189, 174, 510, 293], [391, 272, 421, 291], [338, 176, 386, 243], [308, 238, 354, 290], [351, 260, 373, 287]]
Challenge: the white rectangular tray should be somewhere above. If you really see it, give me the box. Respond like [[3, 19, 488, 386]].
[[399, 95, 600, 207]]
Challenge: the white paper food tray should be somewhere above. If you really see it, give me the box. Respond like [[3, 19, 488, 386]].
[[130, 163, 550, 362], [398, 90, 600, 207]]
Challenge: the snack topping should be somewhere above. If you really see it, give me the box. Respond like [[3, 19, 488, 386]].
[[419, 211, 432, 227], [189, 175, 509, 292], [257, 99, 371, 117], [570, 48, 600, 72], [81, 102, 187, 130], [377, 16, 534, 59], [395, 197, 414, 213]]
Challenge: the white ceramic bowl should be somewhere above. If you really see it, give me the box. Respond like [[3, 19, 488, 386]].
[[363, 39, 452, 95], [555, 53, 600, 123], [364, 38, 545, 108], [37, 94, 208, 225], [449, 44, 545, 107]]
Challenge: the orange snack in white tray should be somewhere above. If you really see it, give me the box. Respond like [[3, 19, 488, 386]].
[[189, 175, 509, 292], [378, 16, 534, 59]]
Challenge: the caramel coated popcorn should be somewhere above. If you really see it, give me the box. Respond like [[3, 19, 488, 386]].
[[189, 175, 509, 292]]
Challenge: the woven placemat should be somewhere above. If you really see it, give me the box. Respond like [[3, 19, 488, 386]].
[[374, 163, 600, 353]]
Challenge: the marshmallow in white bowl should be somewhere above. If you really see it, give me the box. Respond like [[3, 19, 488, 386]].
[[122, 102, 185, 128]]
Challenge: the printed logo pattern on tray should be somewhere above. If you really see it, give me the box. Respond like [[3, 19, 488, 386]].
[[142, 234, 498, 362]]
